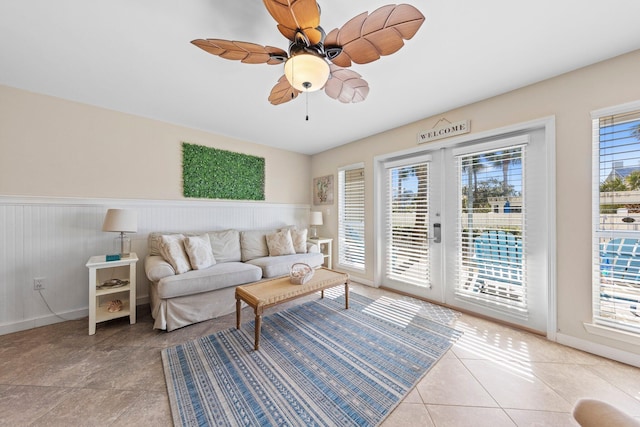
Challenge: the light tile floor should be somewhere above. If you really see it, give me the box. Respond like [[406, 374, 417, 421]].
[[1, 283, 639, 426]]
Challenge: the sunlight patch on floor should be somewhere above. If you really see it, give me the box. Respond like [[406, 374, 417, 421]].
[[324, 287, 346, 299], [454, 322, 535, 381], [363, 296, 421, 327]]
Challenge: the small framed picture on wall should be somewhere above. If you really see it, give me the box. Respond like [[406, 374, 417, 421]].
[[313, 175, 334, 205]]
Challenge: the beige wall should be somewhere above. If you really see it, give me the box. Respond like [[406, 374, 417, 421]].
[[312, 49, 640, 355], [0, 85, 311, 204]]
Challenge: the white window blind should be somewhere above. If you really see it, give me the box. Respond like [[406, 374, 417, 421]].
[[592, 107, 640, 334], [385, 160, 430, 287], [338, 166, 365, 270], [456, 145, 527, 311]]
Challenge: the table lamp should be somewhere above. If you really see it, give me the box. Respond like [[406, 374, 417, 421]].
[[310, 211, 323, 239], [102, 208, 137, 257]]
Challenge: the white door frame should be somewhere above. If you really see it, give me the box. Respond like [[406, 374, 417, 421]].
[[373, 116, 557, 339]]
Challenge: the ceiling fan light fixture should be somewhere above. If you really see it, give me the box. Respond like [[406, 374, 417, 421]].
[[284, 53, 330, 92]]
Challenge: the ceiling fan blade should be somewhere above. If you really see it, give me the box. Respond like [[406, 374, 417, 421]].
[[324, 4, 425, 67], [324, 65, 369, 103], [269, 75, 301, 105], [262, 0, 322, 45], [191, 39, 287, 64]]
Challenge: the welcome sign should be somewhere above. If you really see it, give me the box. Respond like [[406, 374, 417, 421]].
[[417, 119, 470, 144]]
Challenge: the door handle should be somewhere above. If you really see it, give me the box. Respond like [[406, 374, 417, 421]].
[[427, 223, 441, 243]]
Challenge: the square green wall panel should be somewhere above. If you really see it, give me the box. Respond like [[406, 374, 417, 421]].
[[182, 142, 265, 200]]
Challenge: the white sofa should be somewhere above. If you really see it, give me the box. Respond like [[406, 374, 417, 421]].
[[145, 228, 324, 331]]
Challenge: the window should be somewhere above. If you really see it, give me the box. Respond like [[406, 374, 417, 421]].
[[592, 105, 640, 335], [338, 165, 365, 270], [455, 143, 527, 312]]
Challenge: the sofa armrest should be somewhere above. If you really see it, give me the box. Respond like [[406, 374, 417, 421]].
[[145, 255, 175, 282], [307, 242, 320, 253]]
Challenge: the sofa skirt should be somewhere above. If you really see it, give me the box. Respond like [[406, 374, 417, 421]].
[[149, 283, 238, 331]]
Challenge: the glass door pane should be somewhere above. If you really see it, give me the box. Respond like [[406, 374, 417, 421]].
[[456, 146, 527, 311], [386, 161, 431, 288]]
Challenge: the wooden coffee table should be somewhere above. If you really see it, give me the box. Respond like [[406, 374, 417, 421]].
[[236, 267, 350, 350]]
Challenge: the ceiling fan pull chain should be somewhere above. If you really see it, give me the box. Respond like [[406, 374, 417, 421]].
[[306, 92, 309, 121]]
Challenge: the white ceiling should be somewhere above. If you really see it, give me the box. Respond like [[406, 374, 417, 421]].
[[2, 1, 640, 155]]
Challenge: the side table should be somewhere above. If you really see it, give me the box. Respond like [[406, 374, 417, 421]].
[[86, 253, 138, 335], [308, 237, 332, 269]]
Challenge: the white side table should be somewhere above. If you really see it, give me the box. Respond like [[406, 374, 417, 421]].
[[308, 237, 332, 269], [86, 253, 138, 335]]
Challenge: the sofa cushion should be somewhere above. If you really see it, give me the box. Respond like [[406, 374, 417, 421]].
[[159, 234, 191, 274], [240, 229, 274, 261], [155, 262, 262, 299], [184, 234, 216, 270], [266, 230, 296, 256], [246, 252, 325, 278], [291, 228, 308, 253], [207, 229, 241, 263]]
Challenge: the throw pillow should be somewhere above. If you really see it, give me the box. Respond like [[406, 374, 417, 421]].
[[290, 228, 308, 253], [184, 234, 216, 270], [266, 229, 296, 256], [159, 234, 191, 274]]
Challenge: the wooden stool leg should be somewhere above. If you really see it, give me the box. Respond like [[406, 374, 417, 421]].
[[236, 298, 241, 329], [254, 313, 262, 351], [345, 281, 349, 309]]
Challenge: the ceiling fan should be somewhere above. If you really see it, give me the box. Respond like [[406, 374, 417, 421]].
[[192, 1, 425, 105]]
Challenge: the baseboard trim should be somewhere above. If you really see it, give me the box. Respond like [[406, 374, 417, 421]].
[[0, 296, 150, 336], [556, 332, 640, 368], [0, 309, 88, 335], [347, 274, 375, 287]]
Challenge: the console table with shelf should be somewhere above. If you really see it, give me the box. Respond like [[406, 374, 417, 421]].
[[86, 253, 138, 335]]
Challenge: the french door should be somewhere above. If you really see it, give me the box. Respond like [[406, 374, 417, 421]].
[[378, 125, 550, 333]]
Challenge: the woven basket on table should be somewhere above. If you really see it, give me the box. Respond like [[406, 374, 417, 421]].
[[289, 263, 314, 285]]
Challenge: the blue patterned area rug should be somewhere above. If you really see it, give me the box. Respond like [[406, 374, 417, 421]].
[[162, 292, 462, 427]]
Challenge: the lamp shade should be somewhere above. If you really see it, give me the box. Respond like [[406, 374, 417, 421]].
[[102, 209, 137, 233], [284, 53, 330, 92], [310, 211, 323, 226]]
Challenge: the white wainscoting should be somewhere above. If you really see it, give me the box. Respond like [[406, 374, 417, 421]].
[[0, 196, 311, 335]]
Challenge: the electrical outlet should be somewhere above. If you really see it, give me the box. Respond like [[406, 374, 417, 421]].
[[33, 277, 45, 291]]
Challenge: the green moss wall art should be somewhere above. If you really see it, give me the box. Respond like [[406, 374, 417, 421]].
[[182, 142, 265, 201]]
